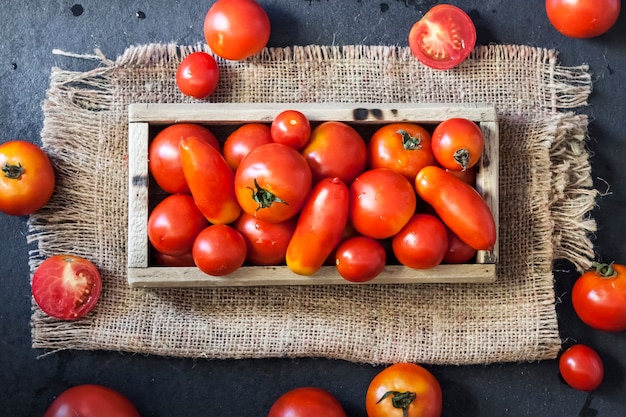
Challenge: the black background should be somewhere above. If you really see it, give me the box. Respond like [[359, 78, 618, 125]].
[[1, 1, 625, 416]]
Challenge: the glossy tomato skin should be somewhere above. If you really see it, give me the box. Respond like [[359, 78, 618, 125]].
[[233, 211, 297, 265], [271, 109, 311, 150], [431, 118, 484, 171], [268, 387, 347, 417], [43, 384, 140, 417], [32, 255, 102, 320], [546, 0, 620, 38], [416, 166, 496, 251], [366, 363, 442, 417], [368, 123, 436, 182], [204, 0, 270, 60], [408, 4, 476, 70], [0, 140, 55, 216], [176, 51, 219, 99], [148, 123, 220, 194], [392, 213, 448, 269], [286, 177, 350, 276], [193, 224, 247, 276], [180, 136, 241, 224], [335, 236, 386, 282], [559, 344, 604, 391], [153, 251, 196, 267], [235, 142, 312, 223], [572, 263, 626, 332], [443, 227, 477, 264], [223, 123, 273, 170], [350, 168, 417, 239], [147, 194, 209, 256]]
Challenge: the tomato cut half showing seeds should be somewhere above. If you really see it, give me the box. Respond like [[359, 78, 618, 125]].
[[32, 255, 102, 320]]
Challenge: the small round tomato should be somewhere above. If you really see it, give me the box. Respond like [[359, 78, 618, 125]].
[[366, 363, 442, 417], [559, 344, 604, 392], [408, 4, 476, 70], [223, 123, 273, 170], [233, 212, 297, 265], [302, 121, 367, 185], [31, 255, 102, 320], [546, 0, 620, 38], [176, 51, 220, 99], [193, 224, 247, 276], [0, 140, 55, 216], [147, 194, 209, 256], [443, 227, 477, 264], [271, 110, 311, 150], [431, 118, 484, 171], [204, 0, 270, 60], [392, 213, 448, 269], [268, 387, 347, 417], [43, 384, 140, 417], [148, 123, 220, 194], [335, 236, 386, 282]]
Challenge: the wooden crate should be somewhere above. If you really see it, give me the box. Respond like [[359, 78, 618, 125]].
[[127, 103, 499, 288]]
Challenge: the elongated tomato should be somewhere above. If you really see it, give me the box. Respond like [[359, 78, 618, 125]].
[[286, 177, 349, 276], [180, 136, 241, 224], [415, 165, 496, 251]]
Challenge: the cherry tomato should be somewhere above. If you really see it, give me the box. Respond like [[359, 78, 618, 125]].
[[204, 0, 270, 61], [572, 262, 626, 332], [546, 0, 620, 38], [176, 51, 219, 99], [302, 121, 367, 185], [43, 384, 140, 417], [235, 143, 312, 223], [233, 211, 297, 266], [392, 213, 448, 269], [153, 251, 196, 267], [416, 166, 496, 251], [335, 236, 386, 282], [180, 136, 241, 224], [193, 224, 247, 276], [559, 344, 604, 392], [147, 194, 209, 256], [408, 4, 476, 70], [443, 227, 477, 264], [349, 168, 417, 239], [271, 110, 311, 150], [148, 123, 220, 194], [286, 177, 350, 276], [431, 118, 484, 171], [366, 362, 442, 417], [268, 387, 347, 417], [0, 140, 55, 216], [223, 123, 273, 170], [31, 255, 101, 320]]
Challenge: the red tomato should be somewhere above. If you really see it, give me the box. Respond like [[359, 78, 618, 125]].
[[31, 255, 101, 320], [431, 118, 484, 171], [368, 123, 436, 182], [302, 121, 367, 185], [286, 177, 350, 276], [408, 4, 476, 70], [268, 387, 347, 417], [392, 213, 448, 269], [572, 262, 626, 332], [233, 212, 297, 265], [559, 344, 604, 392], [443, 227, 477, 264], [235, 143, 312, 223], [176, 51, 219, 99], [349, 168, 417, 239], [416, 166, 496, 251], [148, 123, 220, 194], [43, 384, 140, 417], [153, 251, 196, 267], [147, 194, 209, 256], [180, 136, 241, 224], [546, 0, 620, 38], [271, 110, 311, 150], [446, 166, 476, 185], [366, 363, 442, 417], [223, 123, 273, 170], [0, 140, 55, 216], [204, 0, 270, 60], [335, 236, 386, 282], [193, 224, 247, 276]]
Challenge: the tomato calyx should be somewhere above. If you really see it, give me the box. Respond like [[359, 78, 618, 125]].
[[248, 178, 288, 211], [376, 390, 416, 417], [2, 161, 25, 179], [592, 261, 618, 279], [453, 148, 471, 170], [398, 129, 423, 151]]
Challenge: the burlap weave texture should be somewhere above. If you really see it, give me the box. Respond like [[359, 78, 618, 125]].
[[28, 44, 596, 365]]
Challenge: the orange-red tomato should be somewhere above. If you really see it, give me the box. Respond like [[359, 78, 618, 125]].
[[392, 213, 448, 269], [546, 0, 620, 38], [233, 211, 297, 266], [271, 110, 311, 150], [223, 123, 273, 170], [193, 224, 247, 276], [443, 227, 477, 264], [431, 118, 484, 171], [43, 384, 140, 417], [153, 251, 196, 267], [335, 236, 386, 282], [175, 51, 219, 99], [559, 344, 604, 392], [268, 387, 347, 417]]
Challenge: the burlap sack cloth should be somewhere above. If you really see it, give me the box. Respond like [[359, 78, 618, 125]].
[[28, 44, 597, 365]]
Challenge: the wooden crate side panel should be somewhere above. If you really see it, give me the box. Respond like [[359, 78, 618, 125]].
[[127, 122, 150, 269], [475, 120, 499, 264]]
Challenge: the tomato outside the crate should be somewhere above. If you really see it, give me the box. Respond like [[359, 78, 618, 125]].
[[546, 0, 620, 39], [268, 387, 347, 417], [431, 118, 484, 171], [335, 236, 386, 282], [43, 384, 140, 417], [175, 51, 220, 99], [193, 224, 247, 276], [559, 344, 604, 392], [222, 123, 273, 170], [233, 211, 297, 266], [392, 213, 449, 269]]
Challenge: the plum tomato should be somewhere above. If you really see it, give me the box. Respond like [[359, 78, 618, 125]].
[[408, 4, 476, 70], [268, 387, 347, 417], [443, 227, 477, 264], [546, 0, 620, 38], [431, 118, 484, 171], [223, 123, 273, 170], [148, 123, 220, 194], [176, 51, 220, 99], [0, 140, 55, 216], [43, 384, 140, 417], [559, 344, 604, 392], [233, 211, 297, 266], [392, 213, 448, 269], [193, 224, 247, 276], [335, 236, 387, 282], [31, 255, 102, 320], [271, 109, 311, 150]]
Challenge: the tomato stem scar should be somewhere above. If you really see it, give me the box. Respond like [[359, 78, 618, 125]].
[[248, 178, 288, 211], [2, 162, 25, 179], [397, 129, 423, 150], [376, 390, 416, 417]]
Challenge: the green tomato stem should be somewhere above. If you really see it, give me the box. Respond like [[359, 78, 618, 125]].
[[2, 162, 24, 180], [397, 129, 423, 151], [592, 261, 617, 278], [376, 390, 416, 417]]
